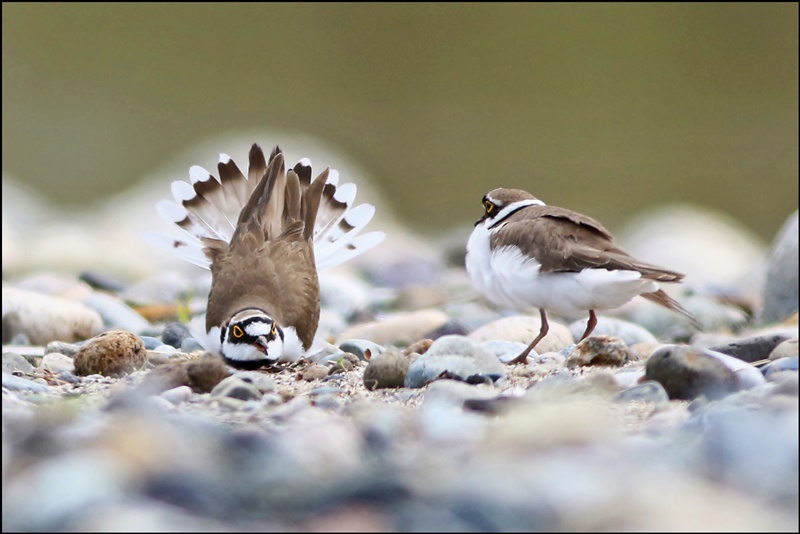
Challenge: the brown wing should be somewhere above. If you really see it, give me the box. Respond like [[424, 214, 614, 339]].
[[204, 148, 328, 348], [206, 231, 320, 348], [491, 206, 685, 282]]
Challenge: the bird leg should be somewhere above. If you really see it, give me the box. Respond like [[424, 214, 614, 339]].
[[579, 310, 598, 341], [509, 309, 549, 364]]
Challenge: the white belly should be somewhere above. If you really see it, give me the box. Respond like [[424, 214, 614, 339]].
[[466, 225, 659, 318]]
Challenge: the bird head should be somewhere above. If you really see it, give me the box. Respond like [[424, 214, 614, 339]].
[[219, 308, 284, 369]]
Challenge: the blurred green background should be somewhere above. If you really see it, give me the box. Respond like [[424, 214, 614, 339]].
[[2, 2, 797, 240]]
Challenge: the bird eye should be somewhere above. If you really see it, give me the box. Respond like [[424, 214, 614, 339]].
[[232, 325, 244, 338], [484, 201, 494, 214], [271, 323, 277, 336]]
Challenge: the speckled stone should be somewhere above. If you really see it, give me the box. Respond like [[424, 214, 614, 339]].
[[565, 335, 637, 368], [73, 330, 147, 377]]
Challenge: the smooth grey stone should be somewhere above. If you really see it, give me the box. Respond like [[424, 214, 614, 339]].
[[210, 376, 262, 401], [161, 322, 191, 349], [39, 353, 75, 374], [180, 337, 204, 353], [568, 317, 657, 346], [368, 256, 443, 288], [2, 352, 34, 375], [710, 333, 792, 363], [404, 335, 505, 389], [2, 373, 52, 392], [153, 344, 178, 353], [120, 271, 192, 306], [479, 340, 532, 364], [232, 371, 277, 393], [769, 338, 798, 360], [644, 345, 739, 400], [2, 310, 24, 344], [78, 270, 127, 292], [761, 210, 799, 323], [82, 292, 151, 334], [139, 336, 163, 350], [44, 341, 81, 357], [2, 287, 103, 345], [424, 319, 470, 340], [763, 357, 799, 378], [338, 339, 385, 362], [612, 380, 670, 404]]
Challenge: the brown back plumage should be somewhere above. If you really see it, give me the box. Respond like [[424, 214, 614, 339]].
[[203, 146, 328, 348]]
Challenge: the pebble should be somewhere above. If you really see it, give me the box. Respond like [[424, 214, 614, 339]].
[[39, 353, 75, 374], [768, 338, 798, 360], [138, 355, 229, 394], [709, 333, 793, 363], [565, 335, 637, 368], [568, 316, 657, 345], [139, 336, 164, 350], [467, 315, 573, 354], [232, 371, 277, 394], [644, 345, 739, 400], [2, 287, 103, 344], [210, 376, 263, 401], [363, 349, 416, 390], [337, 309, 450, 347], [761, 210, 799, 324], [2, 352, 34, 375], [78, 270, 128, 292], [73, 330, 147, 377], [2, 373, 52, 392], [14, 272, 95, 299], [762, 357, 799, 378], [120, 270, 192, 306], [404, 335, 505, 389], [180, 338, 204, 353], [158, 385, 193, 405], [299, 364, 330, 381], [82, 291, 151, 335], [338, 339, 386, 361], [161, 322, 192, 349], [612, 380, 670, 404], [44, 341, 81, 357], [479, 340, 532, 363]]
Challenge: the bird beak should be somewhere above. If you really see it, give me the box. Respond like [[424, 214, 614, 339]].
[[253, 336, 270, 354], [475, 214, 487, 227]]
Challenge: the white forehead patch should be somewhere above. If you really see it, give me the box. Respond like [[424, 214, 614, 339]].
[[245, 321, 273, 337]]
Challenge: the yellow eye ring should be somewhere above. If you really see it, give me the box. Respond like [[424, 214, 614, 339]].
[[485, 202, 494, 213], [232, 325, 244, 338], [271, 323, 277, 336]]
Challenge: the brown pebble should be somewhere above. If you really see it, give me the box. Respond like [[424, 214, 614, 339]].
[[299, 363, 329, 381], [565, 335, 636, 368], [328, 353, 361, 374], [404, 338, 433, 356], [139, 355, 229, 394], [363, 349, 416, 390], [73, 330, 147, 377]]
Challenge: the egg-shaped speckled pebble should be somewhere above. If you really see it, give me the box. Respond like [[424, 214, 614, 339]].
[[73, 330, 147, 377]]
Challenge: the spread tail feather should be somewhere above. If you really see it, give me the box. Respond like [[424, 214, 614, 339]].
[[148, 143, 385, 271]]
